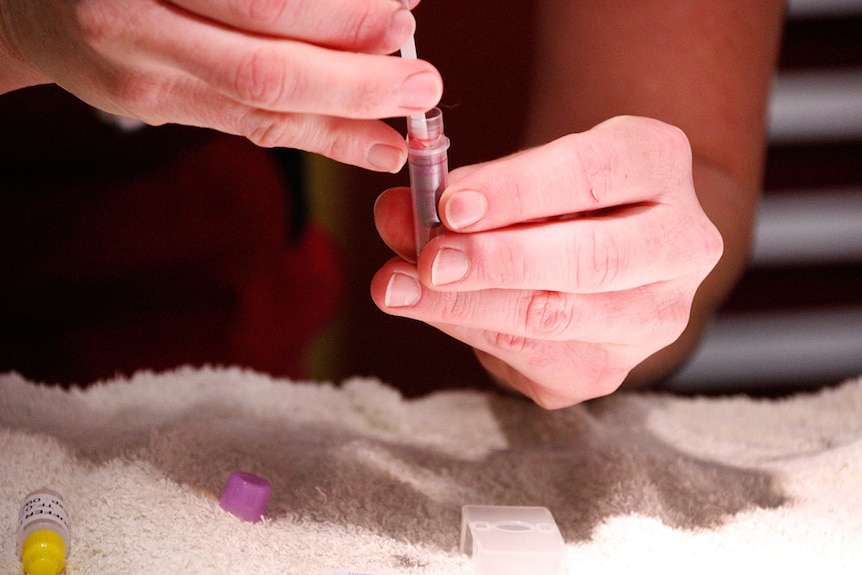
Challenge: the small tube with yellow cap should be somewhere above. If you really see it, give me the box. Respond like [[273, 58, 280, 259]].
[[17, 488, 71, 575]]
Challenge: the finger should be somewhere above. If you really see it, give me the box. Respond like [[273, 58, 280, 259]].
[[93, 68, 410, 171], [417, 204, 721, 293], [438, 116, 694, 232], [185, 37, 441, 118], [371, 260, 693, 347], [166, 0, 417, 54], [240, 109, 409, 171], [84, 0, 442, 118], [370, 271, 637, 407], [374, 186, 417, 259]]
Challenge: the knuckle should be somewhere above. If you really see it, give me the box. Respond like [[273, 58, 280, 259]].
[[241, 0, 290, 27], [316, 124, 363, 163], [520, 290, 576, 338], [495, 169, 530, 223], [607, 116, 694, 193], [576, 345, 630, 398], [233, 48, 294, 108], [534, 393, 564, 411], [533, 345, 629, 406], [621, 115, 692, 163], [109, 73, 168, 116], [299, 115, 372, 163], [76, 0, 124, 50], [243, 114, 362, 164], [341, 4, 385, 49], [564, 133, 613, 202], [655, 295, 693, 344], [530, 389, 567, 411], [651, 120, 692, 159], [575, 226, 624, 292], [244, 114, 291, 148], [634, 289, 693, 348], [475, 238, 524, 287], [438, 291, 476, 325], [349, 7, 374, 46], [679, 212, 724, 278], [646, 120, 694, 187], [589, 362, 629, 398], [492, 332, 534, 354], [702, 220, 725, 268]]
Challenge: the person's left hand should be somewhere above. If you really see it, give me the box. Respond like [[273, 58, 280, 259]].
[[370, 116, 723, 408]]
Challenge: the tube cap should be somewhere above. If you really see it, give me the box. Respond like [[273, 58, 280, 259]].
[[219, 472, 272, 522], [21, 530, 66, 575]]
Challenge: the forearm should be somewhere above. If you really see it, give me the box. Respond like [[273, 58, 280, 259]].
[[524, 0, 786, 385]]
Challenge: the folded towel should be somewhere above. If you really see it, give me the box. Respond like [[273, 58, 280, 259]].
[[2, 368, 860, 574]]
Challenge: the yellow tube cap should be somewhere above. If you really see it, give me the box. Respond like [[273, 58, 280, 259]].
[[22, 530, 66, 575]]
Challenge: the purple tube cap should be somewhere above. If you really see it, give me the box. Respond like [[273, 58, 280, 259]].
[[219, 471, 272, 522]]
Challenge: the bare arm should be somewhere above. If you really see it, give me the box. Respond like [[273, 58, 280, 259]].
[[525, 0, 786, 385]]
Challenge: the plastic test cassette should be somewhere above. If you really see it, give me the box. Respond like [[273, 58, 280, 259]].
[[460, 505, 567, 575]]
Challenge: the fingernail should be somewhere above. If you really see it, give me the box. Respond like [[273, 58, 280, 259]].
[[398, 72, 441, 110], [431, 248, 470, 286], [367, 144, 406, 173], [385, 8, 416, 51], [384, 272, 421, 307], [444, 190, 487, 230]]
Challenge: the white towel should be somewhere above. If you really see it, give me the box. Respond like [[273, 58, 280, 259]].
[[1, 368, 861, 574]]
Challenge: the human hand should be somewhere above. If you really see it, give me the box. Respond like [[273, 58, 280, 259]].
[[0, 0, 441, 172], [371, 116, 723, 408]]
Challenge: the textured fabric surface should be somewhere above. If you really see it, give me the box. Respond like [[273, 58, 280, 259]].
[[1, 368, 861, 574]]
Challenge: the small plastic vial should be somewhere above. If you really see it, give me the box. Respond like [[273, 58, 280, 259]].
[[16, 488, 71, 575], [406, 107, 451, 254]]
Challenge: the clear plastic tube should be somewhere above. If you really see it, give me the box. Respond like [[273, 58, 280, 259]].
[[406, 107, 450, 253], [399, 7, 450, 254]]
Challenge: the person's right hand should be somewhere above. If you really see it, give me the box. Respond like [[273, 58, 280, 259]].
[[371, 116, 724, 408], [0, 0, 441, 172]]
